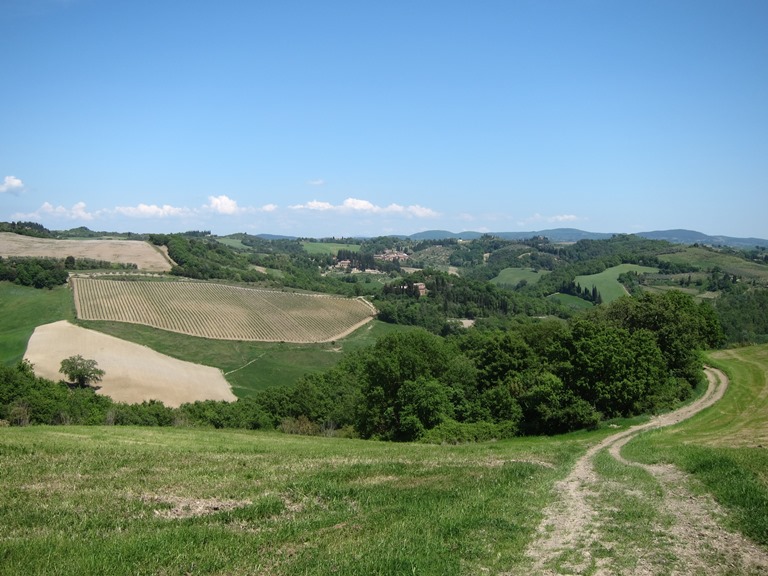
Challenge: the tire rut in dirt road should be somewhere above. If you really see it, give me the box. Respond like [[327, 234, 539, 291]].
[[523, 367, 768, 575]]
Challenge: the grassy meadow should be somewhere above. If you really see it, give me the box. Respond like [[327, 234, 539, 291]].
[[77, 318, 412, 396], [0, 283, 75, 365], [0, 425, 595, 575], [659, 246, 768, 286], [301, 241, 361, 255], [576, 263, 659, 303], [547, 292, 594, 311], [491, 267, 550, 287]]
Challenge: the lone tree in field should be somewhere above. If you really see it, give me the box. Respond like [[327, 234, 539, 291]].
[[59, 355, 105, 388]]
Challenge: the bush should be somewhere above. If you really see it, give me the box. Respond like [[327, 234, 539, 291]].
[[420, 419, 519, 444]]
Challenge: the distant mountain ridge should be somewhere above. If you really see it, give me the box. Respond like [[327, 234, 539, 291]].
[[406, 228, 768, 248]]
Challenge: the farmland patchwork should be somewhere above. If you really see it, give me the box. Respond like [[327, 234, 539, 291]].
[[72, 278, 376, 342]]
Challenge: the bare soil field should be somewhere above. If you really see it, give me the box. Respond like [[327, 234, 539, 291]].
[[0, 232, 172, 271], [24, 321, 235, 407]]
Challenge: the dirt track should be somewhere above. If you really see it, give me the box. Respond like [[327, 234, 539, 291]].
[[24, 321, 235, 407], [524, 367, 768, 575]]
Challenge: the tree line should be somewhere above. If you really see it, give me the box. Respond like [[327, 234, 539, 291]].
[[0, 256, 137, 289], [1, 290, 723, 442]]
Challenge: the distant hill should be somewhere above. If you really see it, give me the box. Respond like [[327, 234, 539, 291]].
[[635, 229, 768, 248], [406, 228, 768, 248]]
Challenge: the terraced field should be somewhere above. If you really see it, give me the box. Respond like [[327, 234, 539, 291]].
[[72, 278, 376, 343]]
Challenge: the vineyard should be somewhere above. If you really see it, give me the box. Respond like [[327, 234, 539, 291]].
[[72, 278, 376, 343]]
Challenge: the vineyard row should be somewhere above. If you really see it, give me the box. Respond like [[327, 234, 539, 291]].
[[72, 278, 376, 343]]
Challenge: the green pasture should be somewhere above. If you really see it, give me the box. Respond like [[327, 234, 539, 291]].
[[0, 422, 604, 575], [576, 264, 658, 303], [302, 241, 361, 255], [491, 267, 550, 287], [215, 237, 251, 251], [659, 247, 768, 285], [0, 283, 75, 365], [547, 292, 594, 311], [77, 319, 412, 396]]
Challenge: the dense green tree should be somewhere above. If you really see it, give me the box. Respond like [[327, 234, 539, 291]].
[[355, 330, 455, 439], [59, 355, 105, 388], [601, 291, 723, 385]]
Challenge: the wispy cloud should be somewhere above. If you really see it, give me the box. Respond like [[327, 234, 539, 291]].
[[290, 197, 439, 218], [307, 179, 326, 186], [13, 201, 97, 221], [114, 203, 193, 218], [518, 213, 581, 226], [0, 176, 24, 195], [549, 214, 579, 223]]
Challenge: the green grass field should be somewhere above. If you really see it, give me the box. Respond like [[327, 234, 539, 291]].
[[659, 247, 768, 285], [491, 267, 550, 287], [0, 283, 75, 365], [301, 241, 361, 255], [77, 318, 412, 396], [215, 237, 251, 251], [547, 292, 594, 311], [576, 264, 659, 303], [0, 423, 600, 575]]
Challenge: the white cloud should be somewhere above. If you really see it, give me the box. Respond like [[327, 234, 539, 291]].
[[341, 198, 378, 212], [205, 195, 241, 215], [406, 204, 439, 218], [290, 197, 439, 218], [291, 200, 334, 211], [0, 175, 24, 195], [548, 214, 578, 223], [308, 179, 325, 186], [113, 196, 276, 219], [13, 201, 96, 221], [114, 203, 193, 218]]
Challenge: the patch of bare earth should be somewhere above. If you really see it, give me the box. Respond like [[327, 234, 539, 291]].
[[0, 232, 173, 271], [523, 368, 768, 575], [24, 320, 235, 407], [140, 494, 251, 519]]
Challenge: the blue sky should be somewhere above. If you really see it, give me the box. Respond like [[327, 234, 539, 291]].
[[2, 0, 767, 238]]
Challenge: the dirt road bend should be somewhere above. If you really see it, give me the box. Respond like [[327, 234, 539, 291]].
[[523, 367, 768, 575]]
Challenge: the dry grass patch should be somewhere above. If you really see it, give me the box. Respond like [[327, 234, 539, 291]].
[[0, 232, 172, 271], [141, 494, 252, 519]]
